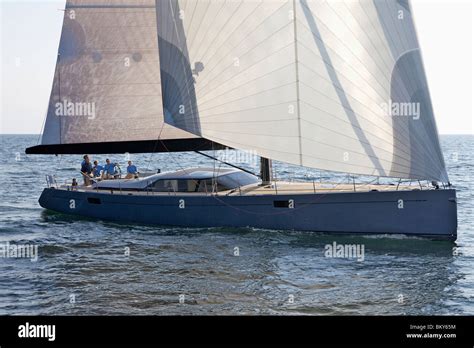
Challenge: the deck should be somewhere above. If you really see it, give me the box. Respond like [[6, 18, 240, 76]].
[[52, 180, 429, 197]]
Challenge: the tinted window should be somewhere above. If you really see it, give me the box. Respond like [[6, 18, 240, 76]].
[[149, 172, 258, 192], [151, 179, 198, 192], [217, 172, 259, 190], [197, 179, 228, 192]]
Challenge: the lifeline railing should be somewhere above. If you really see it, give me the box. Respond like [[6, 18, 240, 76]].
[[64, 176, 439, 197]]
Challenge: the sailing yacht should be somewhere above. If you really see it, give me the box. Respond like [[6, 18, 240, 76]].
[[27, 0, 457, 240]]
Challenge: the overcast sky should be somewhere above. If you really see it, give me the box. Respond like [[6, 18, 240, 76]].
[[0, 0, 472, 134]]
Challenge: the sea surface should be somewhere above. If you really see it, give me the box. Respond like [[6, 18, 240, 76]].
[[0, 134, 472, 315]]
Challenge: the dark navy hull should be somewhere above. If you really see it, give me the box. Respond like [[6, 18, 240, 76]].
[[39, 188, 458, 241]]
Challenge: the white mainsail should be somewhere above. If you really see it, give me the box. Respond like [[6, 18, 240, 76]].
[[157, 0, 448, 182], [40, 0, 198, 147]]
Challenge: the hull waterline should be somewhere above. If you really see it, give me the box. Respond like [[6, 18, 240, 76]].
[[39, 188, 458, 241]]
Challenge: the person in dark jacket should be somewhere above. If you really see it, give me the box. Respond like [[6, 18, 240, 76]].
[[81, 155, 93, 185]]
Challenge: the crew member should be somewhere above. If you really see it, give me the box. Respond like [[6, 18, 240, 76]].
[[103, 159, 117, 180], [125, 161, 139, 179], [81, 155, 93, 185], [93, 160, 104, 178]]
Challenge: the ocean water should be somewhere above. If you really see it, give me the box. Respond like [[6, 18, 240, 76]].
[[0, 134, 472, 315]]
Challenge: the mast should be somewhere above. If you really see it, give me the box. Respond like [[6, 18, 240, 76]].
[[260, 157, 273, 186]]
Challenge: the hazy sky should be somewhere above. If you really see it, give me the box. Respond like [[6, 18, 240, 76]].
[[0, 0, 472, 134]]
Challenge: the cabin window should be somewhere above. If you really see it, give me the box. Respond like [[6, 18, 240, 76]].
[[87, 197, 102, 205], [217, 172, 259, 189], [197, 179, 227, 192], [148, 172, 258, 193], [274, 200, 293, 208], [151, 179, 198, 193], [197, 180, 211, 192]]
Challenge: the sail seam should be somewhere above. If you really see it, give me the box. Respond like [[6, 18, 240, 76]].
[[187, 2, 287, 96]]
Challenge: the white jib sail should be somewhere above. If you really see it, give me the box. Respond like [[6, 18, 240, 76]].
[[157, 0, 448, 182]]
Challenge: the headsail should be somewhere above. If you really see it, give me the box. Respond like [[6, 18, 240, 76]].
[[27, 0, 222, 154], [157, 0, 448, 182]]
